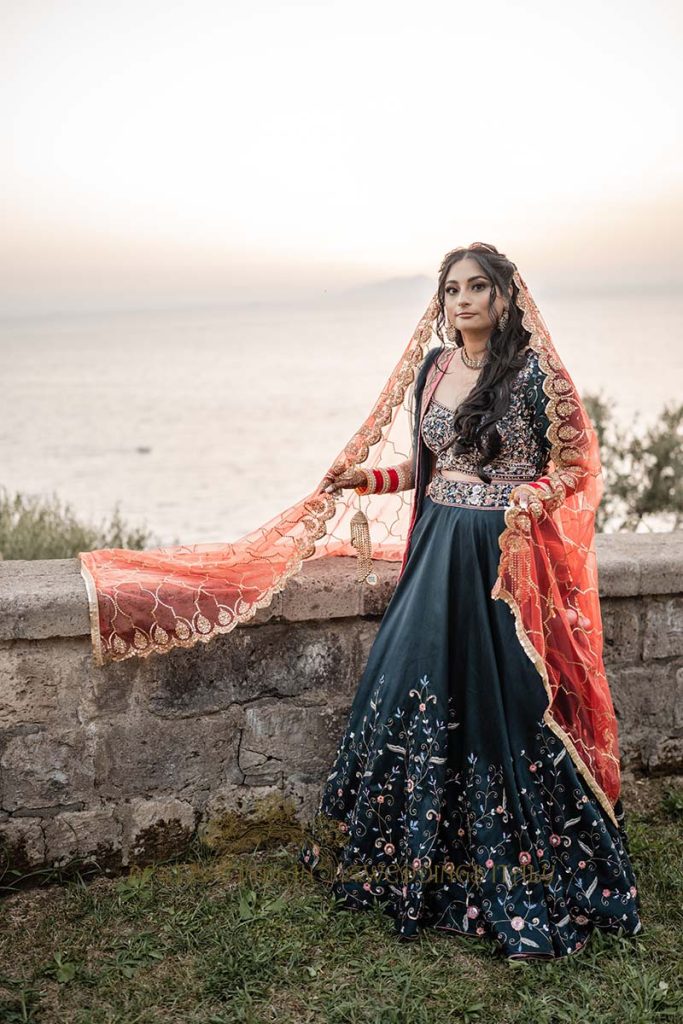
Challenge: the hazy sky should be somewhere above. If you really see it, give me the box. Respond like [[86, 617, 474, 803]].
[[2, 0, 682, 315]]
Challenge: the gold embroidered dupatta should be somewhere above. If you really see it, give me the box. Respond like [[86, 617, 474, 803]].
[[79, 262, 621, 826]]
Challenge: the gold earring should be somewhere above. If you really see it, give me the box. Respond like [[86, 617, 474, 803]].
[[445, 318, 457, 344], [498, 306, 509, 331]]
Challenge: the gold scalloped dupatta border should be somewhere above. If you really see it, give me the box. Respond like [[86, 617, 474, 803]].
[[490, 269, 620, 828]]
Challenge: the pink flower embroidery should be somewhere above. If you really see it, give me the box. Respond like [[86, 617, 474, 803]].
[[529, 763, 537, 773], [466, 905, 479, 919], [485, 858, 495, 869], [536, 848, 544, 859], [476, 926, 486, 935], [412, 857, 422, 871], [630, 885, 638, 897], [510, 916, 525, 931], [384, 842, 395, 855], [602, 888, 611, 898], [419, 702, 426, 712], [549, 834, 561, 847], [496, 805, 504, 814], [578, 860, 586, 869], [575, 914, 589, 925], [337, 788, 343, 796], [377, 795, 384, 803], [406, 779, 415, 792], [363, 882, 372, 891], [458, 828, 465, 837], [518, 851, 532, 866]]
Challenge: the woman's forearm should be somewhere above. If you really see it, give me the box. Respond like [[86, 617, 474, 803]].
[[354, 458, 415, 495]]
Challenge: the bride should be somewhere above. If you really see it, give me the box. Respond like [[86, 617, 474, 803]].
[[79, 240, 642, 960]]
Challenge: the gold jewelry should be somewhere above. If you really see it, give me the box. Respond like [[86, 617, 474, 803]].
[[528, 498, 544, 518], [354, 467, 374, 494], [354, 465, 411, 495], [460, 346, 488, 369], [398, 463, 412, 490], [445, 317, 457, 344], [350, 501, 377, 585], [498, 306, 509, 331]]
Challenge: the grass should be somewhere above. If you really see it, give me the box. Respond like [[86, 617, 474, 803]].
[[0, 776, 681, 1024]]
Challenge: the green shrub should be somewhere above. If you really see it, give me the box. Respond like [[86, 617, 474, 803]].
[[584, 394, 683, 532], [0, 487, 157, 560]]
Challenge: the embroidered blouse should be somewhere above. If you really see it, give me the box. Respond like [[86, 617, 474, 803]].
[[375, 347, 553, 491], [421, 347, 552, 482]]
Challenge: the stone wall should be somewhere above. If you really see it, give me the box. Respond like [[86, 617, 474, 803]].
[[1, 531, 681, 876]]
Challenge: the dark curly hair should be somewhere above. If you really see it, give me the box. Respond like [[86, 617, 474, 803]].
[[427, 242, 532, 484]]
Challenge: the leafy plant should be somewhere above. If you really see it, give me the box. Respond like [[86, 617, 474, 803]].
[[0, 486, 158, 559], [41, 952, 79, 984], [661, 784, 683, 822], [583, 394, 683, 532]]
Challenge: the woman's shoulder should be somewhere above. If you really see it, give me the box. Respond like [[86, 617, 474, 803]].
[[417, 344, 541, 386]]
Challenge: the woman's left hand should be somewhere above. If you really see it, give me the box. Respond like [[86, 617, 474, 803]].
[[509, 483, 545, 520]]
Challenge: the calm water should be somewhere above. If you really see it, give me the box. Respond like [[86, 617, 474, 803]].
[[1, 294, 681, 545]]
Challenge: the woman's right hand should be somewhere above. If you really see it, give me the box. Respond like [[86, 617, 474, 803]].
[[318, 467, 368, 494]]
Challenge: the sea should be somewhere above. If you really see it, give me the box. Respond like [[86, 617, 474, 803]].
[[1, 293, 681, 546]]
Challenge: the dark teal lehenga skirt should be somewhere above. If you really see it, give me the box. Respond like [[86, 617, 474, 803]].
[[298, 493, 642, 960]]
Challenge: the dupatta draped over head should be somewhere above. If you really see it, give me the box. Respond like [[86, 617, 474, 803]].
[[79, 244, 621, 827]]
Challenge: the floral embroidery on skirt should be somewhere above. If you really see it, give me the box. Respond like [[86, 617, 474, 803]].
[[298, 496, 642, 959]]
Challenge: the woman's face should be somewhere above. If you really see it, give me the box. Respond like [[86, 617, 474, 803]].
[[443, 256, 510, 331]]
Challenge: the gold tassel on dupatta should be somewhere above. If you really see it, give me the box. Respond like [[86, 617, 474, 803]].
[[500, 504, 532, 605], [350, 499, 378, 585]]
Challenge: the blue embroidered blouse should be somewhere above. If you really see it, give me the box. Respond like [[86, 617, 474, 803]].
[[420, 347, 552, 483]]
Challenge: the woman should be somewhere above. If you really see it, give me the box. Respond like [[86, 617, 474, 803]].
[[78, 241, 641, 960], [296, 243, 642, 959]]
